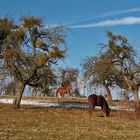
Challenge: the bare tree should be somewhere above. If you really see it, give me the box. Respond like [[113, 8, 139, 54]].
[[0, 16, 67, 108], [81, 55, 120, 100], [102, 31, 140, 108], [60, 67, 79, 87]]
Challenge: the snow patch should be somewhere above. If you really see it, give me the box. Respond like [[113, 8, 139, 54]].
[[0, 98, 134, 110]]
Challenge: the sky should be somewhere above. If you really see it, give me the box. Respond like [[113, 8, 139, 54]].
[[1, 0, 140, 70]]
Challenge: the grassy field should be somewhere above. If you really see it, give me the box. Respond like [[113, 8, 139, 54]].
[[0, 103, 140, 140]]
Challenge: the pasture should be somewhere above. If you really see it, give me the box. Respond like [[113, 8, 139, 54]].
[[0, 102, 140, 140]]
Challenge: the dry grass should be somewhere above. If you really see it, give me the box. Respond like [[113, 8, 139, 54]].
[[0, 103, 140, 140]]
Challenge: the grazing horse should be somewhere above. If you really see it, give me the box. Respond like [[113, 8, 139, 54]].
[[88, 94, 111, 117], [56, 86, 71, 97]]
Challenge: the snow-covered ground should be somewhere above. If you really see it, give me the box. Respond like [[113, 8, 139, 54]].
[[0, 98, 56, 106], [0, 98, 134, 111]]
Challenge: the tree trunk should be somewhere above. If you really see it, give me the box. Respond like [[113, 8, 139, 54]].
[[132, 86, 140, 110], [102, 83, 112, 100], [122, 70, 140, 109], [13, 81, 25, 108]]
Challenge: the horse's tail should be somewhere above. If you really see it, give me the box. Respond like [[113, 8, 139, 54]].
[[56, 89, 59, 97]]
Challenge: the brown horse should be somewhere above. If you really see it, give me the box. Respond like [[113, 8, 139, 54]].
[[88, 94, 111, 117], [56, 86, 71, 97]]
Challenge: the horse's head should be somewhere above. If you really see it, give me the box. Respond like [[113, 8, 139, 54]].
[[106, 108, 111, 117]]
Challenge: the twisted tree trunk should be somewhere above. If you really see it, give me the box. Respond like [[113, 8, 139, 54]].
[[103, 83, 112, 100], [132, 86, 140, 110], [123, 74, 140, 109], [13, 81, 25, 108]]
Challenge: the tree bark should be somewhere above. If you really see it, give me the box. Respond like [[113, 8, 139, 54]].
[[13, 81, 25, 108], [122, 69, 140, 109], [132, 86, 140, 110], [123, 72, 140, 109], [102, 83, 112, 100]]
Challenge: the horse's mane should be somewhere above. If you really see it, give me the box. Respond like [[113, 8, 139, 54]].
[[99, 95, 109, 109]]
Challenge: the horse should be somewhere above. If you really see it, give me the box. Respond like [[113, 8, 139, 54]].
[[88, 94, 111, 117], [56, 86, 71, 97]]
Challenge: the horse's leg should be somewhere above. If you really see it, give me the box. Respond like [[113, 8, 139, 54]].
[[89, 103, 95, 115], [56, 90, 59, 97], [57, 92, 61, 98], [69, 92, 72, 99], [68, 89, 72, 98], [56, 92, 58, 97]]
